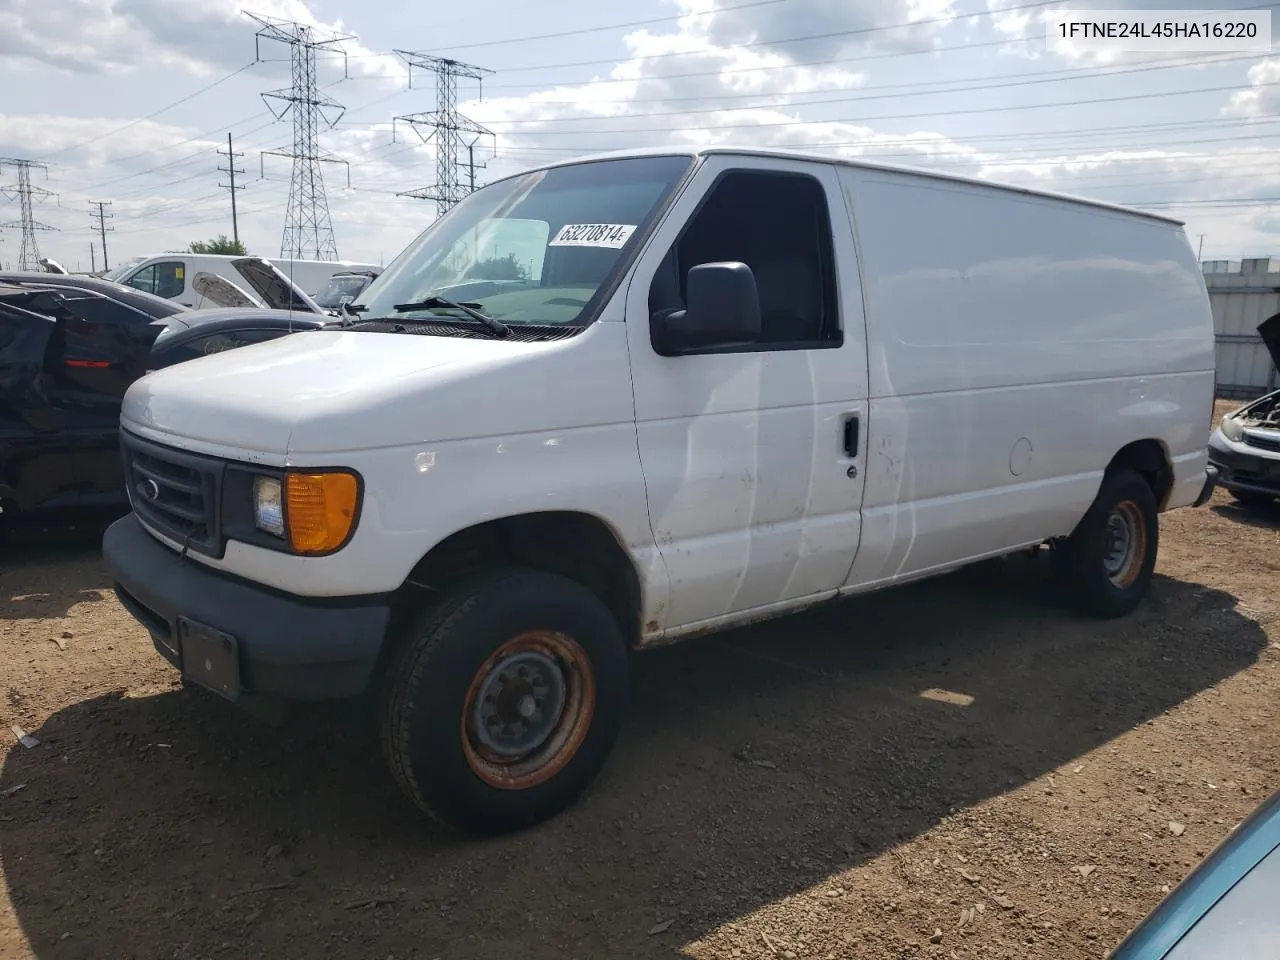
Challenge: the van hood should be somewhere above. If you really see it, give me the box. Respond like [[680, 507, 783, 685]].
[[192, 272, 260, 308], [121, 329, 578, 456], [233, 257, 324, 314]]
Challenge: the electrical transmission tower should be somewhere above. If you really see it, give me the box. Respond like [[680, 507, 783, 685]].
[[89, 201, 113, 272], [392, 51, 495, 217], [0, 158, 58, 271], [248, 12, 352, 261]]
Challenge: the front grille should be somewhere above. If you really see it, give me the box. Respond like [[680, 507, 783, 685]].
[[121, 431, 224, 557], [1243, 431, 1280, 454]]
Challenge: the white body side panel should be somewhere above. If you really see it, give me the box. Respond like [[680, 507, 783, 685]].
[[836, 166, 1215, 588], [623, 154, 869, 632]]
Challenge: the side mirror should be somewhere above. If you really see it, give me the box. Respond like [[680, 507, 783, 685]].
[[657, 261, 761, 353]]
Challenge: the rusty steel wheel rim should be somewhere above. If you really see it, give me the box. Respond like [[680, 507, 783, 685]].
[[460, 630, 596, 790], [1103, 500, 1146, 588]]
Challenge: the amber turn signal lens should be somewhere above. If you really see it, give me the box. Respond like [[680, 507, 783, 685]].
[[285, 471, 360, 554]]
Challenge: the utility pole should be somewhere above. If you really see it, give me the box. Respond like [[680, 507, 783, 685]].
[[248, 11, 352, 261], [218, 132, 246, 247], [391, 50, 495, 217], [0, 158, 58, 271], [1197, 234, 1205, 261], [89, 241, 96, 274], [89, 201, 113, 271]]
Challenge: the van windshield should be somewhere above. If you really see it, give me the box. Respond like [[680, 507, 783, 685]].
[[103, 257, 145, 282], [353, 155, 693, 327]]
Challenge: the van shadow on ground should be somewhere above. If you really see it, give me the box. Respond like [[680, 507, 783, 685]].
[[0, 557, 1267, 960]]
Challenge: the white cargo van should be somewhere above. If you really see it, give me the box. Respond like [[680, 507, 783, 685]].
[[106, 254, 380, 307], [103, 147, 1218, 835]]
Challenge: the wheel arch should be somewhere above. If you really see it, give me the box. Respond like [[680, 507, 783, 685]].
[[376, 509, 644, 683], [1105, 438, 1175, 511]]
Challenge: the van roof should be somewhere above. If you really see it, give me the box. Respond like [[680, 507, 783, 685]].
[[523, 146, 1185, 227]]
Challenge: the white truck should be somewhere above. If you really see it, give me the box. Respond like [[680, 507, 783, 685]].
[[102, 147, 1218, 835]]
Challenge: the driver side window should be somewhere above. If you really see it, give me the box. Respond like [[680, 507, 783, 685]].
[[126, 261, 185, 300], [647, 170, 841, 353]]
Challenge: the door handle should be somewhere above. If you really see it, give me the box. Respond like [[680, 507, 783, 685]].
[[842, 415, 860, 458]]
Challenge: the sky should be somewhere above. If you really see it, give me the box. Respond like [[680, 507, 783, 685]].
[[2, 0, 1279, 272]]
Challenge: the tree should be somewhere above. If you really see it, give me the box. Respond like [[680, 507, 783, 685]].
[[189, 235, 247, 255], [464, 253, 530, 282]]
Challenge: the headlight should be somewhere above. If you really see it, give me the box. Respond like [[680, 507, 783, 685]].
[[1220, 415, 1244, 443], [253, 476, 285, 537], [252, 470, 360, 555]]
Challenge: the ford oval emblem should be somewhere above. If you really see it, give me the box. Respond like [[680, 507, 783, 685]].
[[137, 478, 160, 502]]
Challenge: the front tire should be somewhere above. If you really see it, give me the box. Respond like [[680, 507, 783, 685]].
[[379, 569, 628, 835], [1053, 468, 1158, 619]]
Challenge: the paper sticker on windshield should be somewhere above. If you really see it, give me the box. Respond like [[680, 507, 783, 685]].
[[549, 223, 636, 249]]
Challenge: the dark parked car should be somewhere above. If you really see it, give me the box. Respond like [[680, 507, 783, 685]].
[[0, 265, 333, 531], [1207, 313, 1280, 506], [149, 309, 332, 370], [0, 271, 189, 325], [0, 280, 169, 526]]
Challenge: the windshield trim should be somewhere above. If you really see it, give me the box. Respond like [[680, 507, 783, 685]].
[[350, 153, 700, 331]]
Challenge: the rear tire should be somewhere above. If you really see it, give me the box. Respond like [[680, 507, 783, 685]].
[[379, 569, 628, 836], [1053, 468, 1158, 619]]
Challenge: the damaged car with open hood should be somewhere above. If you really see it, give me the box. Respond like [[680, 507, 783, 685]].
[[1208, 313, 1280, 507]]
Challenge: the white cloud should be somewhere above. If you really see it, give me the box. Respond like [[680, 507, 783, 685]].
[[3, 0, 1277, 268], [0, 0, 400, 80], [1224, 57, 1280, 116], [703, 0, 957, 59]]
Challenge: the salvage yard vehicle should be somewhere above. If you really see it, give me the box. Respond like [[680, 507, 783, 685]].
[[101, 147, 1218, 836], [148, 309, 331, 371], [1207, 313, 1280, 506], [312, 269, 381, 310], [0, 273, 330, 530], [107, 253, 380, 309], [1, 279, 179, 527]]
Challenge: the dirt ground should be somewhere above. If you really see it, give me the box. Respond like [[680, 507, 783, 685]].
[[1, 399, 1277, 960]]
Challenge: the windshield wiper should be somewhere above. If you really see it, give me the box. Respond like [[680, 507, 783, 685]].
[[392, 294, 510, 337]]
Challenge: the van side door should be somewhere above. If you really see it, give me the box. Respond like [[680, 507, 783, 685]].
[[622, 155, 871, 632]]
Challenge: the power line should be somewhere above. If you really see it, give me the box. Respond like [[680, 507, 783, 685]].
[[89, 200, 114, 271], [249, 11, 353, 261], [43, 62, 261, 159], [477, 2, 1279, 89], [367, 0, 1069, 57], [392, 50, 495, 215], [218, 132, 246, 246], [460, 52, 1265, 112], [475, 78, 1280, 136], [0, 158, 58, 271]]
